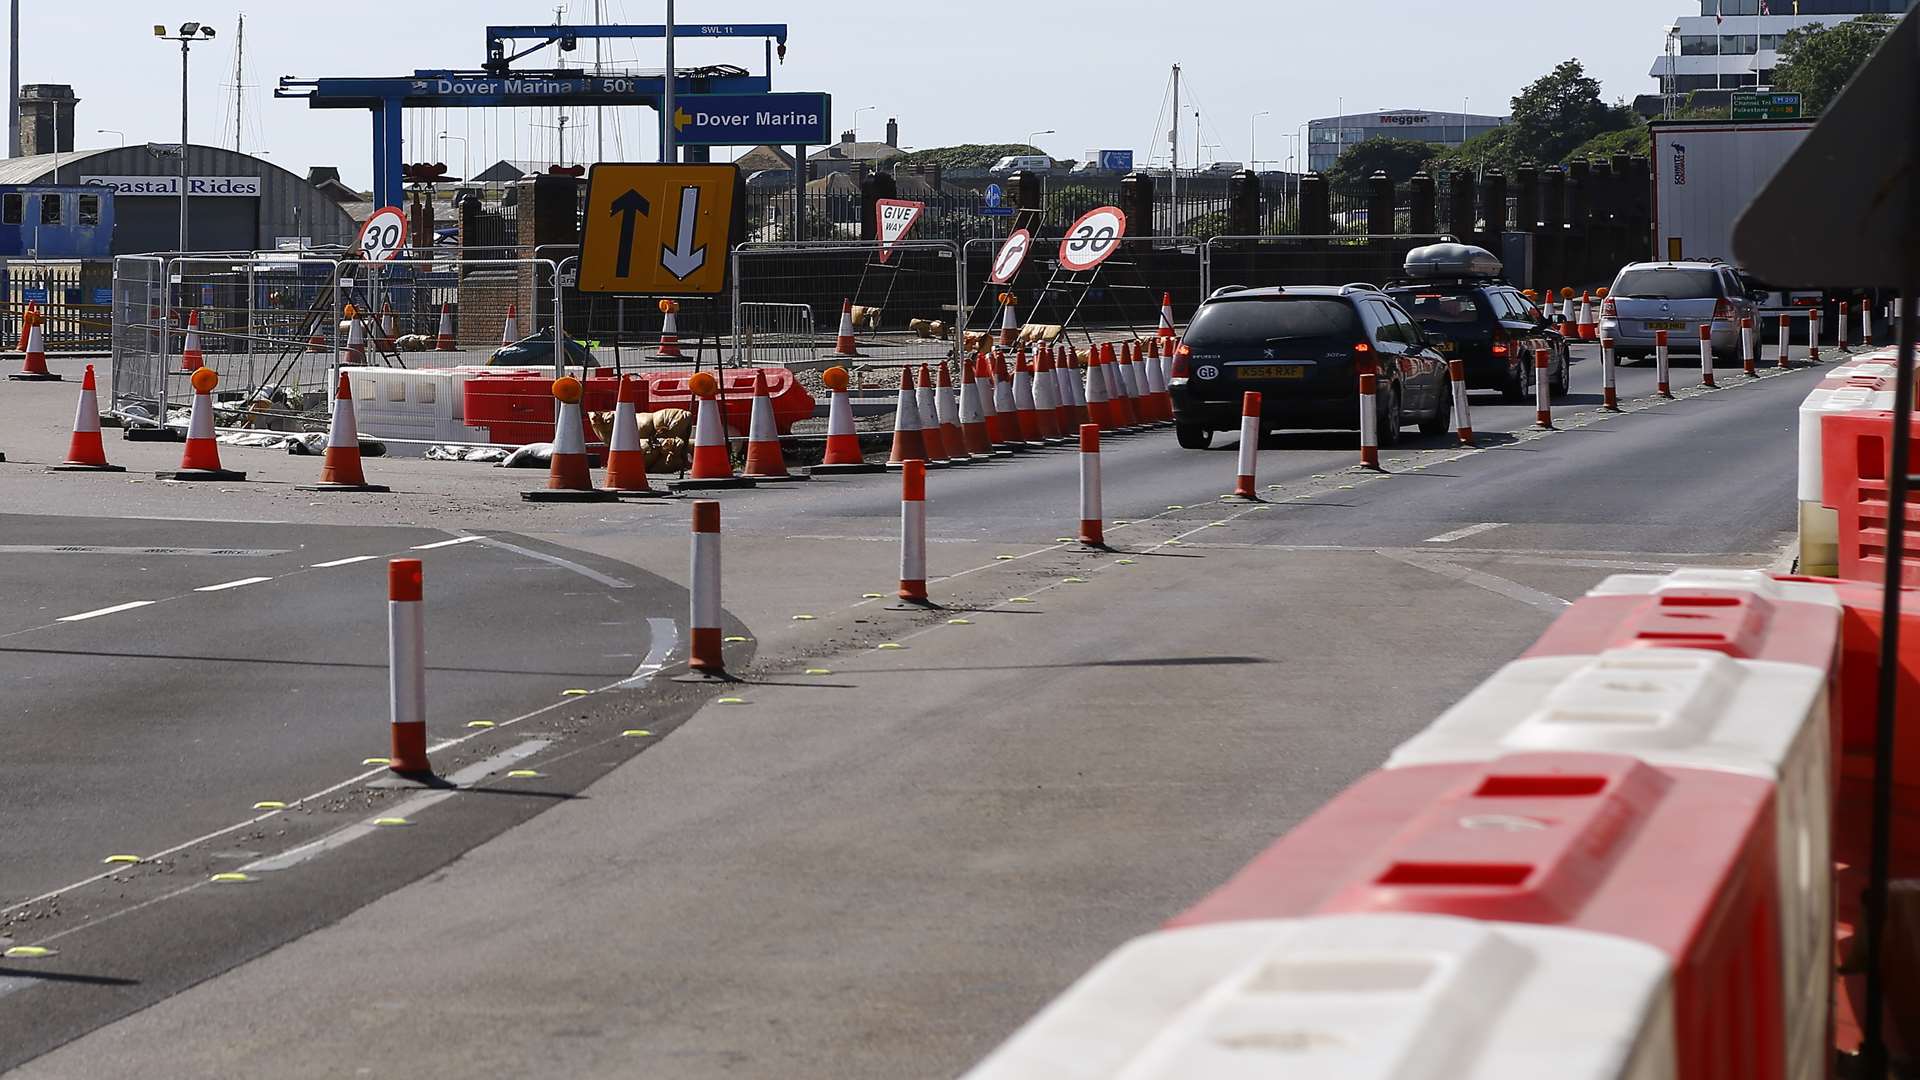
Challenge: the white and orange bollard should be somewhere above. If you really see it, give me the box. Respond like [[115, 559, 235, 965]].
[[1357, 352, 1381, 470], [435, 303, 456, 351], [501, 302, 520, 346], [1808, 306, 1822, 363], [936, 361, 966, 459], [605, 374, 667, 496], [1838, 300, 1850, 351], [957, 358, 996, 459], [1232, 390, 1261, 499], [1698, 322, 1716, 389], [1741, 316, 1757, 377], [1778, 312, 1792, 370], [1861, 296, 1875, 349], [1654, 330, 1671, 398], [299, 370, 389, 492], [1534, 346, 1554, 429], [1158, 292, 1177, 343], [676, 501, 732, 681], [810, 365, 884, 475], [656, 298, 684, 359], [743, 368, 803, 480], [674, 371, 757, 490], [1448, 358, 1475, 445], [1079, 423, 1105, 548], [523, 376, 617, 502], [998, 291, 1020, 351], [50, 364, 124, 472], [892, 459, 932, 608], [886, 366, 930, 469], [159, 367, 247, 481], [9, 309, 56, 381], [181, 309, 205, 371], [1600, 335, 1620, 411], [385, 558, 433, 775]]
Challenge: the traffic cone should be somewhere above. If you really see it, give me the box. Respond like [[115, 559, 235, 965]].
[[605, 375, 667, 495], [8, 312, 57, 381], [1032, 346, 1064, 443], [343, 312, 368, 365], [306, 317, 328, 353], [1010, 347, 1044, 447], [523, 376, 617, 502], [975, 352, 1009, 450], [1158, 292, 1177, 342], [501, 302, 520, 346], [180, 309, 204, 372], [915, 363, 952, 465], [1063, 343, 1090, 428], [671, 372, 757, 491], [16, 300, 37, 351], [159, 367, 246, 481], [886, 366, 932, 469], [1106, 343, 1140, 430], [299, 370, 389, 492], [829, 298, 863, 358], [957, 358, 994, 459], [377, 304, 396, 352], [1577, 291, 1595, 341], [656, 299, 683, 359], [743, 368, 804, 480], [49, 365, 124, 472], [992, 353, 1025, 451], [1126, 341, 1151, 424], [435, 303, 456, 351], [935, 360, 966, 461], [1146, 338, 1172, 423], [810, 365, 884, 475], [998, 291, 1019, 350], [1085, 343, 1114, 431]]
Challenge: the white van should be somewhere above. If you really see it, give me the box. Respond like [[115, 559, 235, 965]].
[[990, 154, 1054, 174]]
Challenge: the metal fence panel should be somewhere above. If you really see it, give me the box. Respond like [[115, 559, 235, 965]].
[[962, 235, 1203, 347], [1200, 234, 1452, 296], [110, 255, 167, 423], [731, 240, 964, 374]]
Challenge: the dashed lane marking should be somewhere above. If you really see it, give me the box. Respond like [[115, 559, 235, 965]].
[[310, 555, 378, 568], [410, 535, 485, 551], [1424, 522, 1506, 544], [0, 545, 286, 557], [193, 576, 274, 593], [56, 600, 156, 622]]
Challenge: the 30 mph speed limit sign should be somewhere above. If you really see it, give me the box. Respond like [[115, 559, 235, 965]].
[[1058, 206, 1127, 272], [988, 228, 1032, 285], [355, 206, 409, 262]]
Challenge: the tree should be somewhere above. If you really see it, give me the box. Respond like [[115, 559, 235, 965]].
[[1325, 138, 1441, 195], [893, 143, 1045, 170], [1562, 122, 1651, 164], [1508, 60, 1637, 165], [1044, 185, 1105, 225], [1775, 14, 1895, 114], [1431, 126, 1522, 175]]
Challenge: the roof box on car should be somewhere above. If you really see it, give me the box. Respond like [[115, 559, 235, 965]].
[[1404, 242, 1502, 280]]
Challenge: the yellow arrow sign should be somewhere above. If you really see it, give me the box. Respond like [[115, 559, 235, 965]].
[[578, 163, 743, 296], [674, 107, 692, 133]]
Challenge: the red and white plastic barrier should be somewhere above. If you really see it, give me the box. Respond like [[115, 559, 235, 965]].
[[897, 459, 928, 604], [1797, 365, 1897, 575], [1078, 424, 1103, 548], [386, 558, 431, 775], [1820, 408, 1920, 587], [1233, 390, 1260, 498]]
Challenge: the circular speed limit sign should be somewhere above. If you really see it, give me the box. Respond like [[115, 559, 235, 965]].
[[1058, 206, 1127, 273], [988, 228, 1032, 285], [355, 206, 409, 263]]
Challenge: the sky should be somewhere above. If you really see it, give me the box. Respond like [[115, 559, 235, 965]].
[[11, 0, 1686, 188]]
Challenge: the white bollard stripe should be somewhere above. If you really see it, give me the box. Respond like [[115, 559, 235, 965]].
[[388, 600, 426, 728], [901, 501, 927, 581], [692, 531, 722, 630], [611, 401, 641, 451]]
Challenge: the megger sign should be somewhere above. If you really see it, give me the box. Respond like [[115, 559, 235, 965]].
[[81, 175, 262, 196]]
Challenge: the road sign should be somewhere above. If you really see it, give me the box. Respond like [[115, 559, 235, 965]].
[[1730, 91, 1803, 121], [1098, 149, 1135, 173], [875, 199, 925, 265], [1058, 206, 1127, 272], [579, 163, 745, 296], [354, 206, 410, 263], [988, 229, 1033, 285], [670, 92, 832, 146]]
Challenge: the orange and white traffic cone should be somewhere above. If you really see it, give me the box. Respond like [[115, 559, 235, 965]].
[[989, 353, 1022, 450], [935, 361, 966, 461], [523, 376, 617, 502], [975, 352, 1007, 450], [377, 304, 397, 352], [343, 311, 368, 365], [1037, 346, 1069, 442], [1063, 344, 1090, 428], [1011, 347, 1044, 447], [49, 365, 124, 472], [811, 365, 884, 475], [435, 303, 456, 351], [1084, 344, 1115, 432], [1577, 291, 1595, 341], [656, 299, 683, 359], [829, 298, 863, 358], [298, 370, 389, 492], [743, 368, 803, 480], [385, 558, 434, 775], [180, 309, 205, 372], [1158, 292, 1177, 343], [915, 363, 952, 465], [160, 367, 247, 481], [307, 317, 328, 353], [1106, 343, 1141, 430], [672, 371, 757, 490], [605, 375, 668, 496], [886, 366, 931, 469], [957, 358, 994, 459], [998, 291, 1019, 350], [501, 302, 520, 346], [1129, 341, 1155, 424], [8, 310, 57, 381], [16, 300, 38, 351], [1147, 338, 1174, 423]]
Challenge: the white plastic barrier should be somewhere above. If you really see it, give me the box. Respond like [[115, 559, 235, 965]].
[[1385, 648, 1831, 1080], [344, 366, 496, 446], [963, 914, 1677, 1080], [1797, 358, 1898, 574]]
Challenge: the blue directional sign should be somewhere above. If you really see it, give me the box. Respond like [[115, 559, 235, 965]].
[[670, 92, 831, 146], [1099, 149, 1135, 173]]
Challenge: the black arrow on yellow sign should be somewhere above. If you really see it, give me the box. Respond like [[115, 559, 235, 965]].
[[609, 189, 651, 278]]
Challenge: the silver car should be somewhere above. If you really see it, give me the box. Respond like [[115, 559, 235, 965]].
[[1598, 261, 1759, 361]]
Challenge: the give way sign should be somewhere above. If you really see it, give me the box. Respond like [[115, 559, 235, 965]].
[[875, 199, 924, 264], [988, 228, 1032, 285], [1058, 205, 1127, 272], [355, 206, 409, 262]]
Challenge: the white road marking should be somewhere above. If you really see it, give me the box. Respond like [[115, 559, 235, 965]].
[[469, 535, 631, 589], [1378, 551, 1571, 614], [411, 535, 484, 550], [616, 617, 679, 688], [310, 554, 377, 568], [1424, 522, 1506, 544], [57, 600, 155, 622], [193, 576, 273, 593]]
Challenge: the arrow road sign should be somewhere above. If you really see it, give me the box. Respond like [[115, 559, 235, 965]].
[[579, 163, 744, 296], [988, 229, 1032, 285], [661, 186, 707, 280]]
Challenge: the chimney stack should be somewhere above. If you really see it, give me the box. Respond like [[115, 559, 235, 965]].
[[19, 84, 78, 157], [885, 118, 899, 148]]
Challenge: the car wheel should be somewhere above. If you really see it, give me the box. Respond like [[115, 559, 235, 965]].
[[1378, 384, 1403, 447], [1175, 423, 1213, 450], [1550, 350, 1570, 398], [1501, 367, 1527, 403], [1418, 378, 1451, 436]]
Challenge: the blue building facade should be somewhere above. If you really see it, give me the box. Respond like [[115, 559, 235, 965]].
[[0, 184, 115, 258]]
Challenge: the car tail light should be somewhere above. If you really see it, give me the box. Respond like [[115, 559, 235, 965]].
[[1170, 343, 1192, 379], [1713, 298, 1733, 321], [1601, 297, 1617, 318], [1793, 295, 1819, 307], [1491, 328, 1510, 357]]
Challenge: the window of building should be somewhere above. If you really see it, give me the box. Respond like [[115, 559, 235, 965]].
[[1703, 0, 1759, 14], [1721, 34, 1759, 53], [1679, 34, 1719, 55], [1, 193, 20, 225], [76, 194, 99, 226], [40, 194, 60, 224]]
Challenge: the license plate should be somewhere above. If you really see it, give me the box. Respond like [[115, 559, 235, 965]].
[[1236, 365, 1306, 380], [1646, 320, 1685, 331], [1434, 341, 1456, 353]]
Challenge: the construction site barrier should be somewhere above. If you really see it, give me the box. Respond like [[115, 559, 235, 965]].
[[1821, 408, 1920, 588], [1798, 355, 1902, 574]]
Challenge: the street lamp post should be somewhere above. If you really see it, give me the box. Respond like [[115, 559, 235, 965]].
[[96, 128, 126, 147], [155, 21, 215, 253], [1025, 128, 1054, 154], [1250, 111, 1270, 171], [854, 105, 874, 142], [441, 133, 469, 179]]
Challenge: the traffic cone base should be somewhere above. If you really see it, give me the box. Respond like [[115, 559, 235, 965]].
[[523, 394, 618, 502], [743, 370, 808, 482]]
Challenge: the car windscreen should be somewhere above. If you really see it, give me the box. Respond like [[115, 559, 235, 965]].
[[1183, 298, 1360, 353], [1386, 289, 1482, 326], [1612, 268, 1724, 300]]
